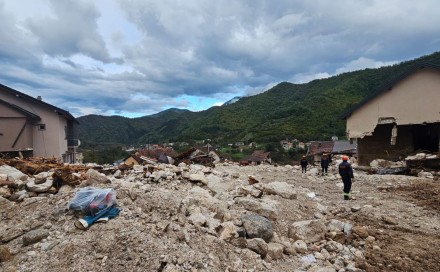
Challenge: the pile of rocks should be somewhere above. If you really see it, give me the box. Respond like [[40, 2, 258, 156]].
[[1, 158, 426, 271]]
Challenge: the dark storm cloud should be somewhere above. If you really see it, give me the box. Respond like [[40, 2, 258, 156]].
[[1, 0, 440, 117]]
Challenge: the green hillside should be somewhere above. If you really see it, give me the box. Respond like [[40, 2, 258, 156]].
[[77, 51, 440, 149]]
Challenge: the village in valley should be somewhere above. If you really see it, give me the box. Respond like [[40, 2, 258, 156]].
[[1, 61, 440, 272]]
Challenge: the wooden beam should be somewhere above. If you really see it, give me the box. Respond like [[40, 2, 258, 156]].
[[12, 122, 27, 148]]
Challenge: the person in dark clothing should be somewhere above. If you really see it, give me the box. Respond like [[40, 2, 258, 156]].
[[300, 155, 308, 173], [320, 153, 330, 175], [338, 155, 354, 200]]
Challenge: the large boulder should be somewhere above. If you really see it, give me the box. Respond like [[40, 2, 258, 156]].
[[235, 197, 278, 219], [241, 214, 274, 242], [0, 188, 11, 198], [26, 178, 53, 193], [207, 174, 234, 194], [236, 185, 262, 198], [22, 229, 50, 246], [0, 165, 28, 182], [189, 174, 208, 185], [183, 187, 223, 211], [267, 243, 284, 260], [327, 219, 346, 232], [82, 169, 110, 187], [262, 181, 297, 199], [352, 226, 369, 238], [218, 221, 238, 240], [246, 238, 268, 258], [288, 219, 326, 243], [0, 245, 12, 262], [188, 212, 207, 227], [34, 172, 50, 184]]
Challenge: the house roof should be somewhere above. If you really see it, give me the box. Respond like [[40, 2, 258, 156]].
[[307, 141, 334, 156], [0, 98, 41, 121], [340, 62, 440, 119], [0, 83, 79, 124], [243, 150, 270, 162], [332, 140, 357, 154]]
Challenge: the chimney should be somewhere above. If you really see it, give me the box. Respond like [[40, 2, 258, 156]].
[[37, 96, 42, 101]]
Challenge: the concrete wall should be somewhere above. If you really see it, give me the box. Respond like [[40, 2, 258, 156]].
[[357, 124, 413, 165], [347, 68, 440, 138], [0, 92, 68, 159]]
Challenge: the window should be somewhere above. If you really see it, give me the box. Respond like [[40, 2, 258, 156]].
[[38, 124, 46, 131]]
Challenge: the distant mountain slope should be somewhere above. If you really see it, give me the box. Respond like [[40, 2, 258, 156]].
[[223, 96, 242, 105], [77, 51, 440, 148]]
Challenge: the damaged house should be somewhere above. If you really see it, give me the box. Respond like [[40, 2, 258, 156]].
[[341, 63, 440, 165], [0, 84, 79, 163], [307, 141, 334, 164], [242, 150, 271, 165]]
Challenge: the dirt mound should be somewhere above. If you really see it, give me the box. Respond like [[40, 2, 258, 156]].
[[393, 181, 440, 212]]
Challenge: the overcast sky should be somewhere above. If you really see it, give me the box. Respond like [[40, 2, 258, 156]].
[[1, 0, 439, 117]]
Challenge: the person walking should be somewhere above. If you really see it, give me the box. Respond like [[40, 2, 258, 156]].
[[338, 155, 354, 200], [320, 153, 330, 175], [300, 155, 308, 173]]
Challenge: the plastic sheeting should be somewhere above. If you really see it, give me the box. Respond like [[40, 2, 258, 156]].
[[68, 187, 117, 216]]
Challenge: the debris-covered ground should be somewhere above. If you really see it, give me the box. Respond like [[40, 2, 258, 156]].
[[1, 158, 439, 272]]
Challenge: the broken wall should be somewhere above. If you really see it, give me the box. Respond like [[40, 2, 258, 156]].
[[358, 124, 413, 165]]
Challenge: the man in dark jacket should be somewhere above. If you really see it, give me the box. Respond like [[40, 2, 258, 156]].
[[338, 155, 354, 200], [300, 155, 308, 173], [320, 153, 330, 175]]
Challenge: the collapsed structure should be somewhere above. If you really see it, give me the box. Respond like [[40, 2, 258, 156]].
[[341, 63, 440, 166]]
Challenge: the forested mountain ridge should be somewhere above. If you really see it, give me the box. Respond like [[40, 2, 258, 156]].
[[78, 52, 440, 148]]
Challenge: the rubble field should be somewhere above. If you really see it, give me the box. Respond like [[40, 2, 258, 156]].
[[1, 158, 439, 272]]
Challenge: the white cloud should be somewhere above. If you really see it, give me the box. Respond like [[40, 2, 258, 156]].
[[26, 0, 118, 63], [335, 57, 398, 75]]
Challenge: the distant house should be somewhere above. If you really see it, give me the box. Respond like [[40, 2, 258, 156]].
[[332, 140, 357, 156], [280, 140, 293, 150], [242, 150, 271, 165], [189, 148, 221, 164], [307, 141, 335, 163], [248, 142, 257, 148], [124, 155, 143, 165], [341, 63, 440, 165], [0, 83, 79, 163], [297, 142, 306, 150]]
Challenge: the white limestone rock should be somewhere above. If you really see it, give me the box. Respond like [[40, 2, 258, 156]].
[[189, 174, 208, 185], [234, 197, 278, 219], [26, 178, 53, 193], [0, 165, 28, 182], [262, 181, 297, 199], [288, 219, 326, 243]]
